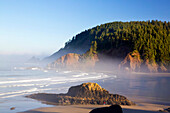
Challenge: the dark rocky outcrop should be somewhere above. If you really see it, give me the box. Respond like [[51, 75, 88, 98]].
[[26, 83, 135, 105], [10, 107, 15, 110], [89, 105, 123, 113], [159, 107, 170, 112]]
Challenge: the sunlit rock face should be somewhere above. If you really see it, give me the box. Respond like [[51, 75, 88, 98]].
[[48, 49, 168, 72], [119, 50, 168, 72], [27, 83, 135, 105], [67, 83, 109, 98], [48, 53, 98, 69], [119, 50, 142, 72], [49, 53, 81, 69]]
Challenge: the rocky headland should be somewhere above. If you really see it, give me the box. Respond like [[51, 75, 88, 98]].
[[26, 83, 135, 105], [45, 21, 170, 73]]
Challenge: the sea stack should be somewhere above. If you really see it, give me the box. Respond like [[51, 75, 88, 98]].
[[26, 82, 135, 105]]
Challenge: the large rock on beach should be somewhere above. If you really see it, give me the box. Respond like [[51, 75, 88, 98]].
[[26, 83, 135, 105], [67, 83, 109, 98]]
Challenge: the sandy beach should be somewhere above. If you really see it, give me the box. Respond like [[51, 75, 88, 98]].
[[19, 103, 169, 113], [18, 78, 170, 113]]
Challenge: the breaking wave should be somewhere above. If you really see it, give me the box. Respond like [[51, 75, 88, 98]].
[[0, 70, 115, 99]]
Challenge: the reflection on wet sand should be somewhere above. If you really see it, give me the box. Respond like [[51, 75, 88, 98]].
[[99, 73, 170, 105]]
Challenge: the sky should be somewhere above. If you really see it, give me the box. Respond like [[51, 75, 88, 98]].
[[0, 0, 170, 57]]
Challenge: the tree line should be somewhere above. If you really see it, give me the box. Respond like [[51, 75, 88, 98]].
[[64, 20, 170, 68]]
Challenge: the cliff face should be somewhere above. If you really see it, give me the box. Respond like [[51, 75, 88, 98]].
[[119, 50, 142, 72], [27, 83, 135, 105], [145, 59, 159, 72], [49, 53, 80, 69], [119, 50, 168, 72], [48, 53, 99, 69], [48, 49, 168, 72]]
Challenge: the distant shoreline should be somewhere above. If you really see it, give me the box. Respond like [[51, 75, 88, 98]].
[[98, 70, 170, 76], [130, 72, 170, 77]]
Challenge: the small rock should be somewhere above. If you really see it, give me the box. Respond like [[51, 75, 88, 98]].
[[89, 105, 123, 113], [10, 107, 15, 110], [159, 107, 170, 112], [165, 108, 170, 112]]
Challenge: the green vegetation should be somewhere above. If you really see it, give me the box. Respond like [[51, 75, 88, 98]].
[[65, 20, 170, 69]]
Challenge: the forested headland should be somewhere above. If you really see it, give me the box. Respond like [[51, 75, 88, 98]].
[[47, 20, 170, 72]]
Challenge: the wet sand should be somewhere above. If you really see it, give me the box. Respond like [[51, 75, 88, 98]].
[[19, 103, 169, 113], [18, 73, 170, 113]]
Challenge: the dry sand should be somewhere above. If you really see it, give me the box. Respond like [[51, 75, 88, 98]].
[[19, 103, 169, 113]]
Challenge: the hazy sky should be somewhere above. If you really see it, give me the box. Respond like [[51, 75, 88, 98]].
[[0, 0, 169, 56]]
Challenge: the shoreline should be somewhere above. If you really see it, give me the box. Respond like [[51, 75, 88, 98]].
[[3, 71, 169, 113], [19, 91, 170, 113], [19, 102, 169, 113], [18, 75, 170, 113]]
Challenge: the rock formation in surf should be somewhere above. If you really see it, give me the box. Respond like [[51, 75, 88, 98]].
[[26, 83, 135, 105]]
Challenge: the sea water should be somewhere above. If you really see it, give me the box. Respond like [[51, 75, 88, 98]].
[[0, 67, 112, 113], [0, 64, 170, 113]]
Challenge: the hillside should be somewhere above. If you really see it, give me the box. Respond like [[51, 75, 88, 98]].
[[45, 30, 92, 62], [47, 20, 170, 72]]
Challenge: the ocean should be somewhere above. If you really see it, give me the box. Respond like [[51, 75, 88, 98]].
[[0, 66, 113, 113], [0, 64, 170, 113]]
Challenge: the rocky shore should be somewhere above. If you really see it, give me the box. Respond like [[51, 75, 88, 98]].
[[26, 83, 135, 105]]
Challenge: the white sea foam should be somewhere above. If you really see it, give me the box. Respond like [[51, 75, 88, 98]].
[[72, 73, 88, 77], [0, 88, 57, 98], [43, 70, 48, 72], [0, 84, 36, 88], [0, 83, 47, 88], [0, 72, 112, 89], [0, 70, 113, 100], [13, 67, 26, 70], [38, 88, 52, 92], [0, 78, 51, 84], [51, 73, 110, 83], [0, 88, 38, 97], [1, 93, 30, 98], [40, 81, 66, 87], [31, 67, 39, 70], [63, 71, 72, 73]]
